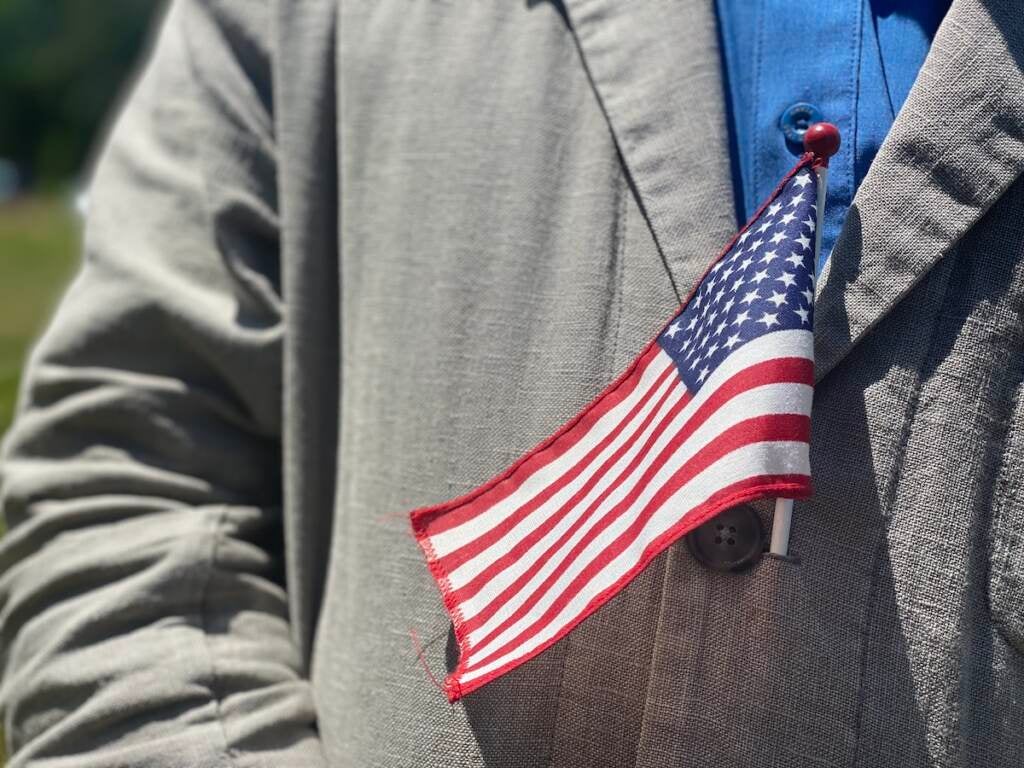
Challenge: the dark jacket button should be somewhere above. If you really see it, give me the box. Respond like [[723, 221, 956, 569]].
[[685, 505, 764, 572]]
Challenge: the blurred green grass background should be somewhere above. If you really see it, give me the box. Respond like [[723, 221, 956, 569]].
[[0, 196, 79, 434]]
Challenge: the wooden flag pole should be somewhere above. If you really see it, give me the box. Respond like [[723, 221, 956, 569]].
[[769, 122, 839, 557]]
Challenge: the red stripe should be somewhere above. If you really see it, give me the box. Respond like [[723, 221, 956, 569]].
[[454, 357, 812, 638], [414, 344, 667, 537], [462, 411, 811, 670], [447, 471, 811, 701]]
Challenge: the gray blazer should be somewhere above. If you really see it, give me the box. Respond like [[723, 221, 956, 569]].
[[1, 0, 1022, 765]]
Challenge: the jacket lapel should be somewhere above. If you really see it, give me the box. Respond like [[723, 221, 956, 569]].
[[814, 0, 1024, 382], [561, 0, 738, 299]]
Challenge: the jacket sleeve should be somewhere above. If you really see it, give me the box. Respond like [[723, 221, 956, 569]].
[[0, 2, 328, 765]]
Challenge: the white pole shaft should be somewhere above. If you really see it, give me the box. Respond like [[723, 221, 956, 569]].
[[769, 498, 794, 556], [812, 165, 828, 276], [769, 163, 829, 557]]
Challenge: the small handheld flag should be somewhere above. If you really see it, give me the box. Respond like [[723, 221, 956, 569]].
[[411, 128, 838, 702]]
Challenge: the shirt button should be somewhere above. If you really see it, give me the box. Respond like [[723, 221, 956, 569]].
[[779, 102, 824, 145], [685, 505, 764, 572]]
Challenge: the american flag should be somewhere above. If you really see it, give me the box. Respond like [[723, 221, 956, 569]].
[[411, 160, 819, 702]]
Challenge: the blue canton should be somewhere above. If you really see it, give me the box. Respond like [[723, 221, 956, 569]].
[[657, 168, 818, 394]]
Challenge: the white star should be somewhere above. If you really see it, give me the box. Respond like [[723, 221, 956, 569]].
[[758, 220, 773, 234], [687, 315, 699, 331], [741, 289, 760, 305], [738, 230, 751, 243], [665, 321, 682, 338], [733, 309, 751, 325], [760, 249, 778, 264], [751, 269, 770, 284], [780, 211, 797, 225], [738, 256, 754, 271], [795, 233, 812, 250], [714, 319, 728, 336], [801, 287, 814, 304], [794, 307, 811, 324], [794, 173, 813, 188], [788, 192, 806, 208], [722, 296, 736, 313], [769, 231, 788, 245], [730, 276, 745, 292], [698, 366, 711, 382], [706, 342, 719, 357], [724, 332, 743, 349], [768, 202, 783, 216], [768, 290, 788, 307], [784, 252, 804, 268], [802, 216, 816, 230], [778, 272, 797, 287], [757, 312, 780, 328]]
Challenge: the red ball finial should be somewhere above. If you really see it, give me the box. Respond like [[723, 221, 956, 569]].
[[803, 122, 841, 165]]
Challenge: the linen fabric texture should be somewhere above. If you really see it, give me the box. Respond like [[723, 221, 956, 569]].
[[0, 0, 1022, 766]]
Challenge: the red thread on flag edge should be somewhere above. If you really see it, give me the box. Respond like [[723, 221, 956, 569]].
[[410, 153, 817, 702]]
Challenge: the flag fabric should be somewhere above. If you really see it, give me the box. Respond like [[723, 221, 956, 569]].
[[411, 157, 820, 702]]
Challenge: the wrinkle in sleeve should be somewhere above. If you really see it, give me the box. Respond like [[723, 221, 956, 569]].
[[0, 1, 328, 765]]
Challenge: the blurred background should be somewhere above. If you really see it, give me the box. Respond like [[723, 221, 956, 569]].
[[0, 0, 163, 441], [0, 6, 165, 758], [0, 2, 162, 751]]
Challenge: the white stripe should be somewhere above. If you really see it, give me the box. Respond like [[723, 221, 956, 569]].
[[462, 377, 811, 652], [457, 439, 809, 684], [427, 351, 674, 558], [442, 329, 811, 569], [447, 362, 683, 590]]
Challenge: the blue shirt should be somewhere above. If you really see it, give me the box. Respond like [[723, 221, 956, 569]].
[[715, 0, 949, 269]]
